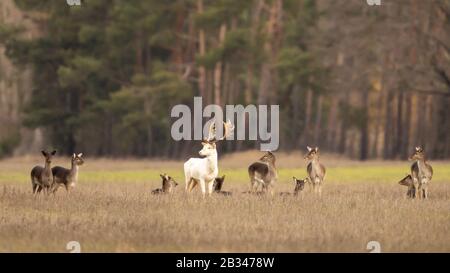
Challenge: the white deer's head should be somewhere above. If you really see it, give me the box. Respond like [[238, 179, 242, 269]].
[[199, 120, 234, 157]]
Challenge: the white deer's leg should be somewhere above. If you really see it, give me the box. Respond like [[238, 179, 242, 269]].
[[185, 177, 191, 192], [199, 179, 206, 197], [207, 180, 214, 195]]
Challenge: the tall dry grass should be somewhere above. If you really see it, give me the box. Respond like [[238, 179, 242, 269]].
[[0, 153, 449, 252]]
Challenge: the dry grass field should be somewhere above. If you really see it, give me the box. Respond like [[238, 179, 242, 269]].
[[0, 151, 449, 252]]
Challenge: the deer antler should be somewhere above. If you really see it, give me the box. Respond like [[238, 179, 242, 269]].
[[207, 120, 234, 143], [205, 120, 217, 142]]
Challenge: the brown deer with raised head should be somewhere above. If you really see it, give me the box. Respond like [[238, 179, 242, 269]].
[[304, 146, 326, 196], [152, 174, 179, 194], [213, 175, 232, 196], [51, 153, 84, 193], [279, 177, 306, 196], [31, 150, 56, 194], [409, 147, 433, 199], [248, 151, 278, 195]]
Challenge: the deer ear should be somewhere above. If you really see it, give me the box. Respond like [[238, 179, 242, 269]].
[[51, 150, 57, 155], [41, 151, 47, 156], [315, 147, 319, 152], [222, 175, 225, 180], [415, 146, 420, 151], [73, 153, 76, 158], [160, 174, 165, 179], [77, 153, 83, 157], [307, 146, 312, 152]]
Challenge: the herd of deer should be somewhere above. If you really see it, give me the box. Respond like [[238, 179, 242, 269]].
[[30, 121, 433, 200]]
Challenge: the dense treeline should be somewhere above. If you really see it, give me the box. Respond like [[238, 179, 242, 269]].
[[0, 0, 449, 159]]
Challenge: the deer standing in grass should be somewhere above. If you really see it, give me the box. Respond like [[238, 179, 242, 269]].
[[304, 146, 326, 196], [31, 150, 56, 194], [248, 151, 278, 195], [51, 153, 84, 194], [409, 147, 433, 199], [184, 120, 234, 197]]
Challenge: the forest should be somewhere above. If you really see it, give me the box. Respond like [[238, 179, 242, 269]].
[[0, 0, 449, 159]]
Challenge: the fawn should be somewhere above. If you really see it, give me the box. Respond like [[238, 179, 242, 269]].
[[152, 174, 178, 194], [304, 146, 326, 196], [31, 150, 56, 194], [279, 177, 306, 196], [213, 175, 232, 196], [51, 153, 84, 193], [398, 174, 422, 199], [248, 151, 278, 195], [409, 147, 433, 199]]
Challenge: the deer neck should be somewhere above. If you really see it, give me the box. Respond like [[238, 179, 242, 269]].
[[416, 158, 426, 174], [44, 161, 52, 175], [205, 152, 218, 174], [70, 161, 79, 181]]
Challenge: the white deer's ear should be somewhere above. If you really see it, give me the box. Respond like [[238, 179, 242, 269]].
[[307, 146, 312, 152], [77, 153, 83, 157], [73, 153, 76, 158], [415, 147, 420, 151], [315, 147, 319, 152]]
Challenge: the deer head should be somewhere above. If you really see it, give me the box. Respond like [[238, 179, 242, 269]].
[[160, 173, 178, 192], [72, 153, 84, 166], [293, 177, 306, 192], [304, 146, 319, 160], [398, 174, 413, 187], [41, 150, 57, 164], [259, 151, 276, 165], [409, 146, 424, 161], [199, 120, 234, 157]]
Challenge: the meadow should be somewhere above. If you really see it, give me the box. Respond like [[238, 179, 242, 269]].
[[0, 151, 449, 252]]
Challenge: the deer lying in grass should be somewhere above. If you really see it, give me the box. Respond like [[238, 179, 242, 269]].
[[409, 147, 433, 199], [248, 151, 277, 195], [398, 174, 420, 199], [51, 153, 84, 194], [213, 175, 232, 196], [152, 174, 178, 194], [279, 177, 306, 196], [304, 146, 326, 196], [184, 120, 234, 197], [31, 150, 56, 194]]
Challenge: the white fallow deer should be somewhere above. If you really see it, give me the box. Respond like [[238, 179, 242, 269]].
[[184, 120, 234, 197]]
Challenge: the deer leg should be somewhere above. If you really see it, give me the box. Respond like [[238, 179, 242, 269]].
[[32, 182, 38, 194], [199, 179, 206, 197], [36, 185, 43, 194], [317, 183, 322, 197], [207, 180, 214, 195]]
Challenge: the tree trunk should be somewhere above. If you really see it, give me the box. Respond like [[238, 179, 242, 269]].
[[214, 23, 227, 106], [197, 0, 206, 98]]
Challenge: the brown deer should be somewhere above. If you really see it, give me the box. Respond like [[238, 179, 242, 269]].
[[51, 153, 84, 193], [279, 177, 306, 196], [248, 151, 278, 195], [304, 146, 326, 196], [213, 175, 232, 196], [398, 174, 418, 198], [152, 174, 179, 194], [31, 150, 56, 194], [409, 147, 433, 199]]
